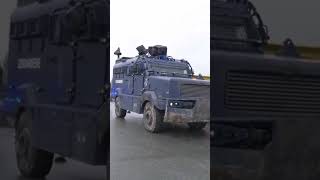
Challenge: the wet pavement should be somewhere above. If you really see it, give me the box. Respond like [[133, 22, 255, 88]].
[[110, 102, 210, 180], [0, 103, 210, 180]]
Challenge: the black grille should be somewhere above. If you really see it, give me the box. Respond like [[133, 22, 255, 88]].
[[225, 71, 320, 114], [180, 84, 210, 98]]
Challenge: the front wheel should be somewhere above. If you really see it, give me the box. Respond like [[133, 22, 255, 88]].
[[15, 111, 54, 178], [188, 122, 207, 131], [115, 97, 126, 118], [143, 102, 164, 133]]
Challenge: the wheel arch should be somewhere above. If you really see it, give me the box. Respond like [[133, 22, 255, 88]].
[[141, 100, 150, 113], [141, 91, 158, 113]]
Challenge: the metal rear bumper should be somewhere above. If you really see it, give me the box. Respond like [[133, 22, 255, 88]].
[[163, 98, 210, 123]]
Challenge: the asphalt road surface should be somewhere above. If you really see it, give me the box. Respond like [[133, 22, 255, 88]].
[[110, 102, 210, 180], [0, 103, 210, 180]]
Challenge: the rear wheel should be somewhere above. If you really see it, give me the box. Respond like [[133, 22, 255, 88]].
[[115, 97, 126, 118], [188, 122, 207, 131], [15, 111, 54, 178], [143, 102, 164, 133]]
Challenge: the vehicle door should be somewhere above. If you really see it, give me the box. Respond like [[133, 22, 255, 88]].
[[133, 63, 145, 95], [120, 65, 135, 110], [131, 63, 144, 112]]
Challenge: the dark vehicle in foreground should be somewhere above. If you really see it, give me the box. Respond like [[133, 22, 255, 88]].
[[111, 45, 210, 133], [212, 0, 320, 179], [0, 0, 109, 178]]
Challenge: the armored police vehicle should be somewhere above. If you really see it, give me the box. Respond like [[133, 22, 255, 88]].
[[213, 0, 320, 179], [111, 45, 210, 133], [1, 0, 109, 178]]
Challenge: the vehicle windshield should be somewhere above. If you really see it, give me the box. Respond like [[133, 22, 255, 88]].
[[150, 65, 192, 77], [213, 17, 257, 42], [212, 0, 268, 52]]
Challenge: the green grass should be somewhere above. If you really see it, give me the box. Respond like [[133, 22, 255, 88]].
[[265, 44, 320, 60]]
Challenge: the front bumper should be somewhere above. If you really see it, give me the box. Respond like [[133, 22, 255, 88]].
[[163, 98, 210, 123]]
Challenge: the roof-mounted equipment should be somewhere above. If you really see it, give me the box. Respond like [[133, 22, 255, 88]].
[[137, 45, 148, 55], [148, 45, 167, 57]]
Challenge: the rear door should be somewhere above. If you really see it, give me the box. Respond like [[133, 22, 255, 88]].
[[74, 42, 108, 107], [133, 62, 145, 96], [120, 66, 134, 110], [132, 63, 145, 112]]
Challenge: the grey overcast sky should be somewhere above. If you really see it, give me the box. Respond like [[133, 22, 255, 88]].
[[1, 1, 320, 66], [110, 0, 210, 78], [253, 0, 320, 47]]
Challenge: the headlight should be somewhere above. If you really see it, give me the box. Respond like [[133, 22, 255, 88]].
[[168, 100, 195, 109]]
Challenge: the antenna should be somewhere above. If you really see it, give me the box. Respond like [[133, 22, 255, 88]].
[[114, 48, 122, 59]]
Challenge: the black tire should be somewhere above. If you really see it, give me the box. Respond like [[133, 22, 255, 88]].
[[143, 102, 164, 133], [106, 162, 109, 180], [115, 97, 126, 118], [15, 111, 54, 178], [188, 122, 207, 131]]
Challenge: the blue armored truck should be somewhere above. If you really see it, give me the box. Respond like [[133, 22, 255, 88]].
[[111, 45, 210, 133], [0, 0, 109, 178]]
